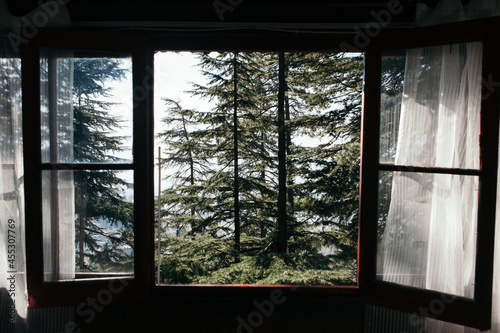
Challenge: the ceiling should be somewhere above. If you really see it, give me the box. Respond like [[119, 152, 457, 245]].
[[4, 0, 422, 29]]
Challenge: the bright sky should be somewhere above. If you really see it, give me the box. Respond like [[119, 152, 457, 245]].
[[106, 51, 337, 196], [153, 52, 215, 193], [104, 52, 212, 195]]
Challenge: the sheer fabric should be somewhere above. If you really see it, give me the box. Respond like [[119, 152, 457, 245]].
[[0, 57, 27, 333], [371, 0, 500, 332], [40, 53, 75, 282], [0, 4, 27, 331], [0, 1, 73, 331], [375, 33, 500, 333], [378, 42, 482, 297]]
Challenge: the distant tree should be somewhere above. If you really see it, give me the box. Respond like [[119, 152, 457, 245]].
[[0, 59, 21, 157], [72, 58, 134, 273], [156, 98, 213, 236]]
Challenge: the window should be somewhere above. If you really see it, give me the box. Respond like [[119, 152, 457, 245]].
[[21, 18, 499, 330], [359, 19, 500, 330], [153, 51, 361, 286], [40, 50, 135, 282], [22, 31, 151, 306]]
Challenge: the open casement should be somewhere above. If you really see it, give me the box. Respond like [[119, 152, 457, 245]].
[[22, 30, 153, 308], [359, 17, 500, 330]]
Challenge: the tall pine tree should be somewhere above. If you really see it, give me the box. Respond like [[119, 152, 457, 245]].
[[73, 58, 134, 273], [157, 52, 363, 285]]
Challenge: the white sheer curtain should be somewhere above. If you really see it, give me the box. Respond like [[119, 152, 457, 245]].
[[377, 40, 497, 331], [40, 52, 75, 282], [0, 2, 74, 332], [0, 4, 27, 332], [378, 42, 481, 296], [0, 57, 27, 333], [370, 1, 500, 332]]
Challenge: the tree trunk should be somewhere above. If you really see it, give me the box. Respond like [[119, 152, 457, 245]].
[[233, 53, 241, 261], [277, 52, 287, 253], [285, 94, 294, 211]]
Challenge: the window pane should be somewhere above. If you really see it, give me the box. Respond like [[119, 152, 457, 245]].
[[379, 51, 405, 164], [379, 42, 481, 169], [377, 171, 478, 298], [42, 170, 134, 281], [40, 50, 133, 164]]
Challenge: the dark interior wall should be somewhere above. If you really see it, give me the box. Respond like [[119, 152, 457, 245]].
[[75, 295, 364, 333], [5, 0, 417, 26]]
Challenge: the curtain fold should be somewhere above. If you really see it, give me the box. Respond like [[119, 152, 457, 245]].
[[0, 56, 27, 333], [0, 1, 74, 332], [369, 1, 500, 331], [40, 52, 75, 282], [378, 42, 481, 298], [0, 5, 27, 331], [374, 28, 499, 333]]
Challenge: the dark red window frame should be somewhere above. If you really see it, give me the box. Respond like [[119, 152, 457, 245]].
[[21, 17, 500, 330]]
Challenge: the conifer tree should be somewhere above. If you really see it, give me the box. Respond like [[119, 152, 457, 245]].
[[157, 52, 363, 285], [73, 58, 134, 273], [285, 52, 363, 271]]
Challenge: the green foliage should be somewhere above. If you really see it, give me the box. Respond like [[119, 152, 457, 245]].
[[0, 59, 21, 155], [73, 58, 133, 273], [157, 52, 364, 285]]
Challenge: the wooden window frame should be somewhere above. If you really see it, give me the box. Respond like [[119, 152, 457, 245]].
[[21, 16, 500, 330], [359, 17, 500, 330], [22, 30, 153, 307]]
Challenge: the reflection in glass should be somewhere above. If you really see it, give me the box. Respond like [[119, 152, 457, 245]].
[[377, 171, 478, 298], [379, 52, 405, 164], [379, 43, 481, 169], [41, 52, 133, 164]]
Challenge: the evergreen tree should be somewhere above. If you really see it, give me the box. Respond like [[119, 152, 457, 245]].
[[157, 98, 212, 236], [156, 98, 233, 283], [73, 58, 134, 273], [192, 52, 279, 247], [157, 52, 363, 285], [286, 52, 363, 272]]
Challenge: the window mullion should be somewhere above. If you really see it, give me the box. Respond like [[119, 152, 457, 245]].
[[378, 164, 481, 176]]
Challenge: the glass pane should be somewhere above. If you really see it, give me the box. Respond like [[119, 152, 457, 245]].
[[379, 51, 405, 164], [377, 171, 478, 298], [154, 51, 360, 285], [379, 42, 482, 169], [40, 50, 133, 164], [42, 170, 134, 281]]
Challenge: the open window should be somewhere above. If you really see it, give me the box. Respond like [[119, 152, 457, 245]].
[[153, 51, 362, 286], [19, 17, 499, 331], [360, 18, 500, 330], [22, 30, 153, 307]]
